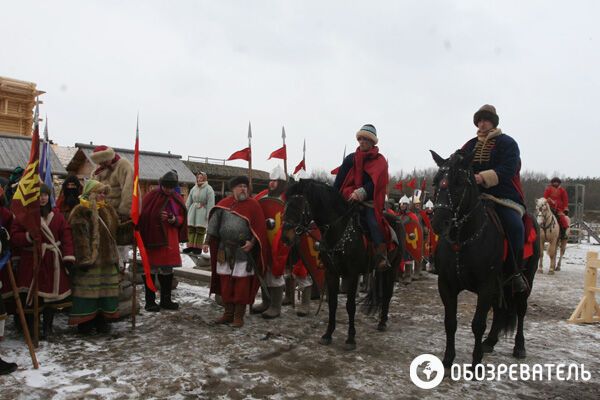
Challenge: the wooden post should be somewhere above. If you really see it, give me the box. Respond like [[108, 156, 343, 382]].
[[7, 261, 39, 369], [33, 240, 39, 347], [131, 241, 137, 330], [568, 251, 600, 323]]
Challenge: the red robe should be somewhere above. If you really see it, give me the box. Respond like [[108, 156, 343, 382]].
[[339, 147, 390, 242], [10, 209, 74, 302], [209, 196, 269, 304], [543, 185, 569, 229], [139, 188, 187, 267]]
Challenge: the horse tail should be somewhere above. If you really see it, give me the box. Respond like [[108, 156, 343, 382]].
[[501, 291, 518, 336], [360, 270, 382, 315]]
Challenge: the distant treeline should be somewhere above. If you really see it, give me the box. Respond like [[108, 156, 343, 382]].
[[309, 168, 600, 220]]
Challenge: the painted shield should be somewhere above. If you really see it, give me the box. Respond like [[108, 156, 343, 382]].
[[400, 212, 424, 262], [297, 223, 325, 292], [258, 196, 285, 247]]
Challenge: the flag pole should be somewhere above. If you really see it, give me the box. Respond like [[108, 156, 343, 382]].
[[7, 260, 38, 368], [282, 126, 288, 180], [33, 99, 40, 347], [131, 114, 139, 330], [248, 122, 253, 193]]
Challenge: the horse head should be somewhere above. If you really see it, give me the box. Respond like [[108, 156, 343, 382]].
[[429, 149, 477, 236], [282, 180, 312, 246]]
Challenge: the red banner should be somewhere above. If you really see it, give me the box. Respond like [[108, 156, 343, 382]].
[[293, 158, 306, 174], [407, 177, 416, 190], [268, 144, 287, 160], [11, 108, 41, 244], [394, 181, 403, 191], [331, 166, 340, 175], [227, 147, 251, 161]]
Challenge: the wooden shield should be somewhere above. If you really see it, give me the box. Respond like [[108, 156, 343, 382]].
[[401, 212, 424, 261], [259, 196, 285, 247]]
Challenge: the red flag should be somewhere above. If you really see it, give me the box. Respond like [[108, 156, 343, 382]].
[[227, 147, 251, 161], [130, 119, 156, 292], [268, 144, 287, 160], [11, 104, 41, 244], [407, 178, 416, 189], [420, 177, 427, 192], [394, 181, 403, 191], [331, 166, 340, 175], [293, 158, 306, 174]]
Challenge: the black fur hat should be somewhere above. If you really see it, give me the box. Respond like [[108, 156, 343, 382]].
[[159, 170, 179, 188], [473, 104, 499, 128], [228, 175, 249, 190]]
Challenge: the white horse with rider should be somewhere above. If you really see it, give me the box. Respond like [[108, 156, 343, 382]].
[[536, 197, 569, 274]]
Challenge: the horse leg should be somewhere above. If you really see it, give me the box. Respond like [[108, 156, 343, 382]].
[[378, 269, 395, 332], [471, 291, 493, 368], [537, 237, 544, 273], [320, 271, 338, 345], [513, 293, 528, 359], [548, 237, 557, 275], [557, 239, 566, 271], [439, 281, 457, 369], [344, 274, 359, 350], [482, 305, 504, 353]]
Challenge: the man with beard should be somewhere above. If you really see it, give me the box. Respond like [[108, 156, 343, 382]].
[[57, 175, 83, 218], [138, 171, 188, 312], [11, 184, 75, 339], [203, 176, 269, 328]]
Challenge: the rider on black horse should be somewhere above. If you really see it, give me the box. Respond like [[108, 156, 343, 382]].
[[333, 124, 390, 270], [462, 105, 529, 293]]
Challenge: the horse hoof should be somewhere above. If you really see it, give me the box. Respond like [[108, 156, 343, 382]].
[[513, 348, 526, 359], [377, 323, 387, 332], [481, 343, 494, 353], [344, 341, 357, 351], [319, 337, 332, 346], [548, 270, 555, 275], [537, 269, 543, 274]]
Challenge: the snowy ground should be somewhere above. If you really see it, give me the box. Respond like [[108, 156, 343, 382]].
[[2, 244, 600, 399]]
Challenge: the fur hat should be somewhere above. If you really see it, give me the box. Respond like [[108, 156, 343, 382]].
[[159, 170, 179, 188], [356, 124, 378, 144], [90, 145, 116, 164], [229, 175, 250, 190], [551, 177, 561, 184], [473, 104, 499, 128]]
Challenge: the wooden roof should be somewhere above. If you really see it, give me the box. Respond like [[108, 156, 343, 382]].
[[0, 134, 67, 175]]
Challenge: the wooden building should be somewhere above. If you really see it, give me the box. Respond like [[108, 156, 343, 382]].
[[0, 76, 44, 137], [0, 134, 67, 180]]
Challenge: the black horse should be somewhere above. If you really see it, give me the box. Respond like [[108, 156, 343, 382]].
[[282, 179, 402, 350], [430, 149, 540, 369]]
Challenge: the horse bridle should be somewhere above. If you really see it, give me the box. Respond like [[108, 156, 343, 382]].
[[433, 165, 486, 249]]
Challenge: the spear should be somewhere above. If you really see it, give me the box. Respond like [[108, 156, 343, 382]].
[[248, 121, 253, 193], [282, 126, 288, 180]]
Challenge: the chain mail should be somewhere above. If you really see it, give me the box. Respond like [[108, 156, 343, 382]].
[[207, 208, 252, 266]]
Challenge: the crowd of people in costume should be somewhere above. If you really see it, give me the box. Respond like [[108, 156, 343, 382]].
[[0, 104, 570, 375]]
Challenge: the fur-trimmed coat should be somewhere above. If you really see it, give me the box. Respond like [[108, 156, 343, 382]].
[[68, 204, 132, 269], [92, 158, 134, 217]]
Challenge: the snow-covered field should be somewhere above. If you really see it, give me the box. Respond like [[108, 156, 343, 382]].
[[2, 244, 600, 399]]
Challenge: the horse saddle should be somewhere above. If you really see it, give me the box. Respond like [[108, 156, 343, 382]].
[[484, 202, 537, 262]]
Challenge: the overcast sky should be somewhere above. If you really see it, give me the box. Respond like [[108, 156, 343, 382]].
[[3, 1, 599, 178]]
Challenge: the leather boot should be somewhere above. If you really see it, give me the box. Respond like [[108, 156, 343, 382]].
[[41, 308, 55, 340], [251, 286, 270, 314], [144, 276, 160, 312], [375, 243, 391, 271], [0, 357, 18, 375], [94, 314, 111, 334], [262, 286, 283, 319], [511, 249, 529, 294], [232, 304, 246, 328], [159, 274, 179, 310], [282, 277, 295, 306], [215, 303, 234, 324], [77, 319, 95, 334], [296, 285, 312, 317]]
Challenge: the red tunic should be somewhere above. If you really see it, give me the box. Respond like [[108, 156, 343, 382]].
[[146, 214, 184, 267], [10, 209, 74, 301], [543, 186, 569, 212]]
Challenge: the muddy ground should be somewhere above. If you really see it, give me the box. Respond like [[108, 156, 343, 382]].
[[2, 244, 600, 399]]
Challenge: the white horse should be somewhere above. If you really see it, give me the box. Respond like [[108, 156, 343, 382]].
[[536, 197, 560, 274], [556, 213, 570, 271]]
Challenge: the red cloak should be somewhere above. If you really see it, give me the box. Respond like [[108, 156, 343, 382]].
[[138, 188, 188, 248], [208, 196, 269, 300], [340, 146, 390, 241]]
